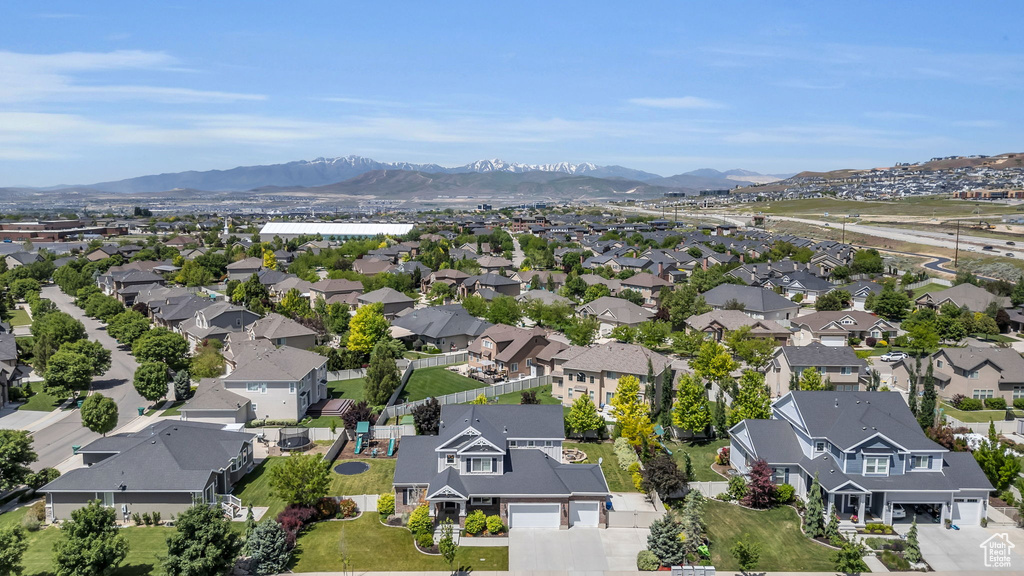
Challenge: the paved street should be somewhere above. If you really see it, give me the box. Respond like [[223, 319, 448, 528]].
[[27, 286, 145, 470]]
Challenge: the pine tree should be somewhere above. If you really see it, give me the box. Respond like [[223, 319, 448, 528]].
[[789, 371, 800, 392], [908, 356, 920, 416], [365, 340, 400, 405], [988, 419, 998, 443], [713, 386, 729, 439], [904, 519, 921, 564], [646, 359, 657, 414], [917, 361, 936, 430], [803, 473, 825, 538], [647, 515, 685, 567], [245, 506, 256, 538], [824, 510, 840, 541], [679, 490, 706, 555]]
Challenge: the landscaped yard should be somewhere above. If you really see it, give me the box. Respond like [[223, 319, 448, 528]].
[[17, 383, 65, 412], [291, 512, 508, 572], [494, 384, 562, 405], [7, 307, 31, 326], [233, 457, 396, 520], [401, 366, 480, 402], [665, 438, 730, 482], [326, 378, 367, 402], [160, 400, 185, 417], [911, 282, 950, 298], [705, 498, 834, 571], [564, 441, 635, 492], [940, 402, 1024, 423]]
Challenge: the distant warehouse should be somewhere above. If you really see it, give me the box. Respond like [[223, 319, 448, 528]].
[[259, 221, 414, 241]]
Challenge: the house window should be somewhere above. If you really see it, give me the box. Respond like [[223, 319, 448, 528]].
[[1013, 385, 1024, 399], [289, 382, 296, 393], [445, 454, 456, 467], [817, 367, 827, 375], [863, 456, 889, 475], [589, 376, 595, 384], [840, 367, 852, 376], [607, 371, 618, 379], [576, 372, 586, 382], [470, 458, 493, 473], [814, 441, 826, 453], [968, 370, 979, 379], [972, 389, 994, 399], [246, 382, 259, 392], [936, 360, 944, 368], [912, 456, 930, 469], [771, 468, 788, 484], [470, 497, 493, 506], [251, 403, 257, 413], [511, 363, 518, 372], [589, 390, 595, 400], [545, 440, 552, 447], [527, 440, 535, 447], [483, 341, 493, 349], [405, 488, 423, 504], [101, 492, 114, 507], [568, 388, 573, 399]]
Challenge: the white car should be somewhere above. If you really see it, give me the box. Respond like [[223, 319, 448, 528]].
[[891, 503, 907, 520], [879, 352, 908, 362]]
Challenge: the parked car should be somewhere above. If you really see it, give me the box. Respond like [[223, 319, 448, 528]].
[[879, 351, 908, 362], [1007, 253, 1015, 258], [982, 246, 994, 251], [1007, 241, 1016, 245], [892, 503, 907, 520]]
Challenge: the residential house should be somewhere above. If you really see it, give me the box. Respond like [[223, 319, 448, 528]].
[[308, 278, 363, 306], [476, 255, 513, 274], [42, 421, 255, 523], [392, 405, 609, 528], [390, 304, 493, 351], [619, 273, 672, 306], [915, 283, 1009, 313], [245, 312, 318, 349], [97, 268, 167, 305], [791, 311, 898, 347], [685, 310, 791, 345], [762, 270, 835, 305], [576, 296, 654, 337], [179, 302, 261, 350], [0, 334, 26, 409], [468, 325, 559, 379], [891, 346, 1024, 403], [767, 343, 868, 396], [215, 340, 329, 421], [459, 273, 521, 300], [730, 391, 992, 526], [420, 269, 470, 295], [269, 276, 314, 303], [226, 257, 263, 281], [353, 257, 396, 276], [546, 342, 670, 407], [358, 287, 415, 319], [150, 294, 216, 332], [516, 290, 573, 307], [510, 270, 566, 293], [843, 281, 884, 311], [702, 284, 801, 324]]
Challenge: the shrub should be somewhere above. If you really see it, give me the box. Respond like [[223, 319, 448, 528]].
[[880, 550, 911, 571], [142, 512, 152, 525], [715, 493, 730, 501], [958, 398, 984, 411], [614, 437, 639, 470], [317, 497, 340, 519], [984, 397, 1007, 410], [893, 334, 910, 348], [377, 493, 395, 517], [775, 483, 795, 504], [632, 471, 646, 493], [865, 337, 877, 348], [848, 337, 861, 346], [408, 504, 432, 536], [627, 461, 641, 475], [876, 339, 888, 347], [637, 549, 660, 571], [132, 512, 142, 526], [715, 446, 730, 466], [727, 476, 747, 501], [152, 511, 161, 525], [950, 394, 967, 409], [277, 505, 318, 548], [21, 513, 40, 532], [465, 509, 486, 534], [486, 515, 505, 534], [416, 530, 436, 549], [1014, 398, 1024, 410], [337, 498, 358, 519], [29, 500, 45, 521]]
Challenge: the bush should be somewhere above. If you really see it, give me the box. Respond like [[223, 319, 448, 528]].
[[408, 504, 432, 536], [416, 531, 436, 549], [715, 446, 730, 466], [775, 483, 795, 504], [637, 549, 660, 571], [876, 339, 888, 347], [958, 398, 984, 411], [1014, 398, 1024, 410], [142, 512, 152, 525], [848, 337, 861, 346], [984, 397, 1007, 410], [727, 476, 747, 501], [377, 493, 395, 517], [893, 334, 910, 348], [627, 461, 641, 475], [715, 493, 730, 501], [632, 470, 646, 493], [152, 511, 160, 525], [950, 394, 967, 408], [277, 505, 318, 548], [21, 513, 40, 532], [865, 337, 877, 348], [614, 437, 639, 470], [486, 514, 505, 534], [465, 509, 486, 534], [132, 512, 142, 526], [337, 498, 358, 519], [880, 550, 911, 571]]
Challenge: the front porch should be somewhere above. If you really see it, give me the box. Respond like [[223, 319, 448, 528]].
[[826, 489, 950, 527], [431, 498, 502, 527]]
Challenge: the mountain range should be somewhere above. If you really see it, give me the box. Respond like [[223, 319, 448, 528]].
[[53, 156, 791, 194]]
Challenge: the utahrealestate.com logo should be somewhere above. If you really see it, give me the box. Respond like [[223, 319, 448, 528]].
[[980, 533, 1014, 568]]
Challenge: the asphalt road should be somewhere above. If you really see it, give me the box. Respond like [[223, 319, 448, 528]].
[[30, 286, 144, 470]]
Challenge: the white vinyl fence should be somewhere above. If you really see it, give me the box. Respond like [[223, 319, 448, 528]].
[[380, 375, 553, 422], [384, 352, 470, 407], [945, 416, 1020, 435], [327, 368, 367, 381]]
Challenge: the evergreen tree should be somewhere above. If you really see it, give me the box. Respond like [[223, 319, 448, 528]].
[[679, 490, 706, 555], [173, 370, 193, 402], [163, 504, 240, 576], [244, 506, 256, 538], [831, 539, 868, 574], [917, 361, 937, 430], [713, 386, 729, 439], [243, 519, 290, 576], [824, 510, 840, 541], [365, 340, 400, 405], [904, 519, 921, 564], [730, 538, 761, 573], [908, 356, 920, 417], [646, 359, 657, 413], [647, 515, 685, 567], [803, 473, 825, 538]]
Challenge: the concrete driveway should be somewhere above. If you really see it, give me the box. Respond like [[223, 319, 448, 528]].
[[509, 526, 648, 572], [917, 524, 1024, 571]]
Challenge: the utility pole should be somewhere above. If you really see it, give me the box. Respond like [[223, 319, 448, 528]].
[[842, 217, 846, 244], [953, 219, 961, 268]]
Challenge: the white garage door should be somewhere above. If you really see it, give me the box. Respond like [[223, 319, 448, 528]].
[[953, 498, 982, 525], [508, 503, 560, 528], [569, 501, 599, 527], [821, 335, 847, 347]]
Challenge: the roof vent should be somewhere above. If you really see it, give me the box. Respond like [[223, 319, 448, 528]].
[[856, 400, 861, 404], [834, 398, 839, 408], [151, 440, 156, 444], [503, 426, 508, 434]]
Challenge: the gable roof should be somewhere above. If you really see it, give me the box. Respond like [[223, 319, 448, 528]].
[[358, 287, 415, 306], [778, 342, 866, 368], [917, 283, 1009, 311], [930, 346, 1024, 380], [390, 304, 493, 339], [686, 309, 790, 334], [467, 325, 549, 363], [557, 342, 670, 375], [702, 284, 800, 314], [576, 296, 654, 324], [246, 313, 317, 341], [792, 310, 895, 333], [784, 391, 939, 451], [225, 343, 327, 382]]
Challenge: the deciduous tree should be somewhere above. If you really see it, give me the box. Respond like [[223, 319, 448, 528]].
[[80, 394, 118, 436], [566, 395, 604, 438], [269, 454, 331, 507], [346, 302, 390, 355], [0, 526, 28, 576], [365, 339, 401, 405], [52, 500, 129, 576], [673, 374, 711, 435], [132, 328, 189, 371], [0, 430, 36, 491], [133, 362, 169, 403], [729, 371, 772, 426]]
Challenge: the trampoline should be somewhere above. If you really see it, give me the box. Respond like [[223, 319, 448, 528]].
[[278, 427, 312, 451], [335, 461, 370, 475]]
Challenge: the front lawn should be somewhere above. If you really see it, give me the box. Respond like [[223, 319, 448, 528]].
[[970, 332, 1018, 343], [160, 400, 185, 417], [564, 441, 635, 492], [401, 366, 481, 402], [291, 512, 508, 572], [233, 457, 396, 520], [665, 438, 729, 482], [7, 308, 31, 326], [17, 383, 65, 412], [705, 499, 834, 571]]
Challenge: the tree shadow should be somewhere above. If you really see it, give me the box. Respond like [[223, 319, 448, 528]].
[[116, 564, 155, 576]]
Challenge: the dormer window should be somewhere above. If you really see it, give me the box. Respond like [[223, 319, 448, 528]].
[[470, 458, 492, 473], [814, 441, 826, 453], [445, 454, 456, 467]]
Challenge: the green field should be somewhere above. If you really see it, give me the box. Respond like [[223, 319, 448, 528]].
[[741, 196, 1020, 218], [705, 499, 835, 571], [564, 441, 636, 492], [7, 308, 31, 326], [400, 366, 481, 402], [291, 512, 508, 572], [326, 378, 367, 402]]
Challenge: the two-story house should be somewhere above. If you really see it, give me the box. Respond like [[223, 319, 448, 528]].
[[791, 311, 897, 347], [393, 405, 609, 529], [308, 278, 363, 307], [576, 296, 654, 337], [179, 303, 261, 351], [390, 304, 493, 351], [730, 391, 993, 526], [685, 309, 791, 345], [767, 343, 867, 396], [467, 325, 562, 379], [545, 342, 670, 407], [891, 347, 1024, 403], [702, 284, 801, 324], [619, 273, 672, 307], [245, 313, 318, 350], [458, 273, 521, 301]]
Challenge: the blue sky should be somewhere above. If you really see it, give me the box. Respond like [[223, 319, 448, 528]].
[[1, 1, 1021, 186]]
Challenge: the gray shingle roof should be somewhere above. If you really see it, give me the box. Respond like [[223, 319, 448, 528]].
[[226, 343, 326, 382], [557, 342, 670, 375], [390, 304, 492, 339], [438, 405, 565, 444], [246, 313, 317, 341], [702, 284, 800, 314], [779, 342, 866, 368], [358, 287, 415, 305], [788, 391, 937, 451], [577, 296, 654, 325]]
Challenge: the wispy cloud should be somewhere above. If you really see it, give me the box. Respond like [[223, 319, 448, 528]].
[[628, 96, 726, 110]]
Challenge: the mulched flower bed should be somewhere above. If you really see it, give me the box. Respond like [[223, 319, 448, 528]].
[[415, 542, 440, 555]]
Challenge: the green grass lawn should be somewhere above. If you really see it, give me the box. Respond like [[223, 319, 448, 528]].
[[494, 383, 563, 405], [970, 332, 1019, 343], [7, 308, 31, 326], [291, 512, 508, 572], [939, 402, 1024, 423], [160, 400, 185, 417], [912, 282, 950, 298], [17, 383, 65, 412], [404, 351, 443, 360], [705, 499, 834, 572], [401, 365, 481, 402], [665, 438, 729, 482], [326, 378, 366, 401], [234, 457, 396, 520], [564, 441, 635, 492]]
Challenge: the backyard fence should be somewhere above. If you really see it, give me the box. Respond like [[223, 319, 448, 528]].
[[904, 278, 953, 290], [328, 368, 367, 381], [689, 481, 730, 499], [607, 491, 666, 528], [384, 351, 471, 408], [371, 424, 415, 439], [322, 433, 349, 462], [945, 415, 1020, 435], [379, 374, 553, 422], [247, 427, 346, 443]]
